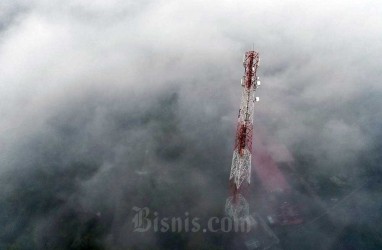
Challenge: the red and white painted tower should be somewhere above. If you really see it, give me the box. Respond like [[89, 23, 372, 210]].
[[225, 50, 260, 220]]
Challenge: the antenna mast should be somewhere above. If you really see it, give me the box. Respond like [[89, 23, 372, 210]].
[[225, 50, 260, 220]]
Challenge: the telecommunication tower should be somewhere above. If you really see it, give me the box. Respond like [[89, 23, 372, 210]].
[[225, 50, 260, 220]]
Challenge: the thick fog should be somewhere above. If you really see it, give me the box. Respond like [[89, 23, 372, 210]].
[[0, 0, 381, 249]]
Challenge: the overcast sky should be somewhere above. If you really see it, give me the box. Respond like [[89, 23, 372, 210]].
[[0, 0, 381, 249]]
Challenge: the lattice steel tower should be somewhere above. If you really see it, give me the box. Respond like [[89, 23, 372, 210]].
[[225, 50, 260, 220]]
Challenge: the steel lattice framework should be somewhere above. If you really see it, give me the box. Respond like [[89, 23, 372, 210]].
[[225, 50, 260, 220]]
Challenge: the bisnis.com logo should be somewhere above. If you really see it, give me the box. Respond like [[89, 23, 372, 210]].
[[132, 207, 253, 233]]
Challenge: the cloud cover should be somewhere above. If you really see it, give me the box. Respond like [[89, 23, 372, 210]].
[[0, 0, 382, 249]]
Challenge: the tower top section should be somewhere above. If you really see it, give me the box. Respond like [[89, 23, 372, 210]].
[[242, 51, 260, 89]]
